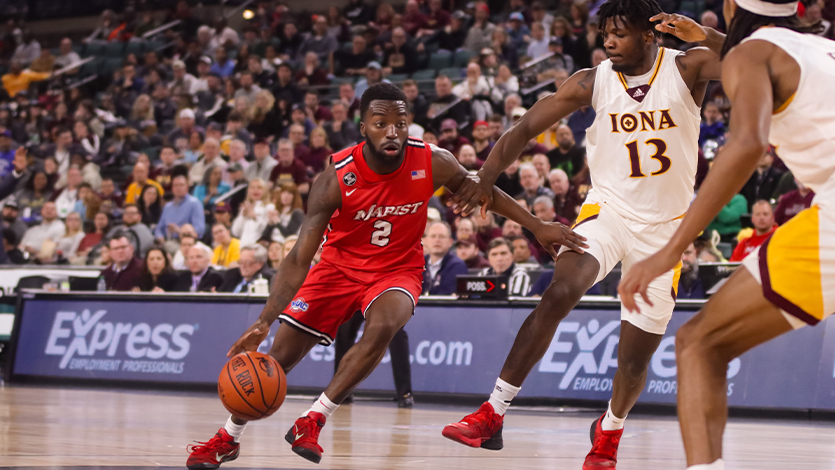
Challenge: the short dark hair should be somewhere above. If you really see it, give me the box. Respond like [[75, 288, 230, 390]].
[[487, 237, 512, 255], [228, 111, 243, 122], [124, 203, 139, 211], [360, 82, 409, 119], [597, 0, 663, 39]]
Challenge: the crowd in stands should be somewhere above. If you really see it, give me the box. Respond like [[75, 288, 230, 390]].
[[1, 0, 833, 301]]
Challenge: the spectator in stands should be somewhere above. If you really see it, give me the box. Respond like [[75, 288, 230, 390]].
[[219, 244, 274, 293], [706, 193, 748, 245], [50, 127, 74, 175], [298, 16, 338, 63], [247, 90, 282, 139], [295, 52, 330, 88], [194, 165, 231, 209], [97, 178, 122, 210], [468, 121, 492, 162], [302, 127, 331, 174], [245, 138, 278, 183], [54, 37, 81, 69], [155, 174, 205, 240], [262, 182, 304, 243], [76, 211, 110, 260], [0, 131, 17, 178], [402, 80, 429, 128], [16, 171, 54, 222], [455, 235, 490, 269], [512, 236, 540, 264], [172, 232, 209, 270], [473, 211, 503, 252], [427, 75, 469, 125], [2, 197, 26, 243], [102, 234, 143, 291], [432, 10, 468, 52], [272, 63, 302, 104], [506, 12, 531, 50], [286, 110, 315, 142], [267, 240, 283, 270], [125, 162, 164, 204], [233, 71, 261, 105], [53, 165, 82, 219], [502, 94, 522, 130], [495, 159, 523, 199], [136, 246, 179, 292], [304, 92, 333, 125], [453, 63, 492, 121], [189, 137, 227, 186], [740, 148, 784, 210], [211, 223, 240, 268], [533, 194, 570, 226], [438, 119, 470, 156], [383, 27, 421, 76], [334, 35, 376, 77], [138, 184, 162, 228], [699, 101, 725, 148], [2, 60, 50, 97], [270, 139, 310, 194], [455, 216, 475, 243], [730, 200, 777, 261], [422, 221, 468, 295], [54, 211, 84, 262], [775, 178, 815, 225], [488, 115, 505, 143], [174, 245, 224, 292], [109, 203, 155, 256], [545, 124, 586, 177], [464, 3, 496, 54], [532, 153, 551, 181], [677, 242, 706, 300], [489, 63, 520, 106], [2, 227, 25, 264], [526, 22, 550, 60], [549, 169, 582, 224], [209, 46, 235, 79], [168, 108, 204, 147], [422, 0, 452, 33], [232, 178, 274, 247], [480, 237, 531, 296], [354, 61, 389, 99], [457, 144, 482, 171], [516, 163, 554, 208], [325, 101, 361, 152], [223, 140, 249, 184]]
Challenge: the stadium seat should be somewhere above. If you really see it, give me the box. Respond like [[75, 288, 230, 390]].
[[386, 73, 409, 83], [104, 42, 125, 58], [331, 76, 356, 86], [439, 67, 463, 80], [84, 42, 106, 57], [101, 58, 123, 77], [428, 50, 453, 70], [124, 41, 143, 57], [79, 59, 100, 77], [453, 50, 474, 67], [411, 69, 436, 81], [144, 40, 166, 53]]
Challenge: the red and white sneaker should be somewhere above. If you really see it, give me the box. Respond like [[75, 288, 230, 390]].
[[186, 428, 240, 469], [583, 413, 623, 469], [284, 412, 326, 463], [442, 402, 504, 450]]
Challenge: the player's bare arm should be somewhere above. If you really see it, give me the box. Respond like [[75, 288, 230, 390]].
[[618, 41, 785, 312], [449, 67, 597, 218], [431, 144, 588, 256], [227, 166, 342, 357]]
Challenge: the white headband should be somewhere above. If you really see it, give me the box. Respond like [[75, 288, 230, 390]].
[[735, 0, 798, 17]]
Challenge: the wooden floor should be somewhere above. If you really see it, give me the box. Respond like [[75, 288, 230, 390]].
[[1, 386, 835, 469]]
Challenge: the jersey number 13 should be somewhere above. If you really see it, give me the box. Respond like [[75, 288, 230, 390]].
[[625, 139, 672, 178]]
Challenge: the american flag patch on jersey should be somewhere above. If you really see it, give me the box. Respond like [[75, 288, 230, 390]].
[[411, 170, 426, 180]]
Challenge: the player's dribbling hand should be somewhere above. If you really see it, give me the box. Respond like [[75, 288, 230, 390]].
[[533, 222, 589, 259], [650, 13, 707, 43], [227, 319, 270, 357], [618, 248, 680, 313], [449, 172, 494, 218]]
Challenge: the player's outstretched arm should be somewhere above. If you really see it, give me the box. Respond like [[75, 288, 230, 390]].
[[448, 67, 596, 218], [431, 145, 588, 258], [227, 166, 342, 357], [652, 13, 724, 81], [618, 43, 774, 313]]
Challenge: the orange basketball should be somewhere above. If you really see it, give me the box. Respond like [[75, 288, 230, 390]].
[[218, 351, 287, 421]]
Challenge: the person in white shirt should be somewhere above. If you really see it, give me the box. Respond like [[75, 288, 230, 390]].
[[20, 202, 65, 260], [453, 63, 494, 121], [54, 38, 81, 69], [223, 139, 250, 185], [53, 165, 82, 219], [525, 22, 550, 60], [169, 60, 200, 95], [244, 139, 277, 182], [171, 232, 213, 271], [231, 178, 274, 247]]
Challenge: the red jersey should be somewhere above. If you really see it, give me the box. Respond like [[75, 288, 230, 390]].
[[322, 138, 434, 272]]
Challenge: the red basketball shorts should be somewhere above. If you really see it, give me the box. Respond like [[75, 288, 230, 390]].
[[278, 260, 423, 346]]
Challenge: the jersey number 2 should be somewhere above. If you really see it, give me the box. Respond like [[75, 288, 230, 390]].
[[371, 220, 392, 247], [625, 139, 671, 178]]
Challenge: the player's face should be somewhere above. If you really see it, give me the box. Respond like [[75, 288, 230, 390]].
[[360, 100, 409, 162], [601, 17, 653, 73]]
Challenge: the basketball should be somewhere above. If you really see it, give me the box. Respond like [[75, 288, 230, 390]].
[[218, 351, 287, 421]]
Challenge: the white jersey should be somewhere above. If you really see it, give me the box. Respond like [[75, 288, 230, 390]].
[[585, 47, 701, 224], [744, 28, 835, 209]]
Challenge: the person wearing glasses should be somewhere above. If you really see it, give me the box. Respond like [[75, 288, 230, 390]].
[[101, 233, 143, 291]]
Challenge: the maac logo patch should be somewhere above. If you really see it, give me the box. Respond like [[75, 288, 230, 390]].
[[343, 172, 357, 186], [290, 297, 309, 312]]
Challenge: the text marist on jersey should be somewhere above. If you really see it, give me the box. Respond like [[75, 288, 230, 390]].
[[353, 202, 425, 221]]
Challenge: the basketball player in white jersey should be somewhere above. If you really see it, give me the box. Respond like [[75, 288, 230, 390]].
[[442, 0, 725, 467], [619, 0, 834, 468]]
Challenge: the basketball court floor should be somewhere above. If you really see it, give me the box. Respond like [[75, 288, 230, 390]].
[[2, 385, 835, 469]]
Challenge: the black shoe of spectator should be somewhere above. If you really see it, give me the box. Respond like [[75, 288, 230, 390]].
[[398, 393, 414, 409]]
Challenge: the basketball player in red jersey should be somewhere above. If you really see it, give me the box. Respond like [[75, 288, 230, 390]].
[[186, 83, 587, 468]]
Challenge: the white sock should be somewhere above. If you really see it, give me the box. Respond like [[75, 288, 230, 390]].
[[601, 400, 627, 431], [487, 378, 521, 415], [687, 459, 725, 470], [303, 393, 338, 420], [224, 415, 247, 442]]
